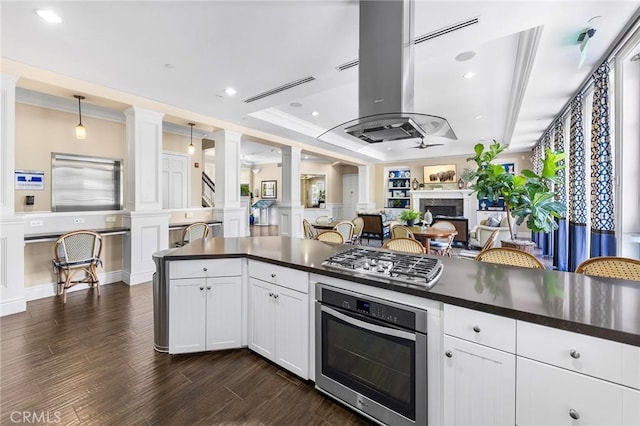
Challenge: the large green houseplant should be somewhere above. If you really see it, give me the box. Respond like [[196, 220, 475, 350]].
[[468, 141, 566, 242]]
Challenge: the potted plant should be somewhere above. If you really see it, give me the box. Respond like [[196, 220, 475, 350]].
[[399, 209, 421, 227], [467, 140, 566, 252], [461, 167, 475, 188]]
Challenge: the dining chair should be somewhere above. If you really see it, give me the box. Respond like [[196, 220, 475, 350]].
[[475, 247, 546, 269], [429, 220, 456, 256], [382, 237, 425, 254], [575, 256, 640, 281], [176, 222, 209, 247], [315, 230, 344, 244], [333, 221, 355, 244], [351, 216, 365, 245], [391, 224, 415, 239], [52, 230, 103, 304], [302, 219, 318, 239], [458, 230, 500, 259]]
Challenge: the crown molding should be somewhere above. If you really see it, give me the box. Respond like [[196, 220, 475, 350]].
[[503, 26, 544, 146]]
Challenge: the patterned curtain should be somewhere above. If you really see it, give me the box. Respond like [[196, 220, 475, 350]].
[[553, 119, 568, 271], [589, 61, 616, 257], [568, 93, 588, 271]]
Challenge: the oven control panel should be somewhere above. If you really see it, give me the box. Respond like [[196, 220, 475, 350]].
[[320, 286, 417, 330]]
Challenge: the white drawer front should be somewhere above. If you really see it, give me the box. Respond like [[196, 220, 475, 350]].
[[169, 258, 242, 279], [248, 260, 308, 293], [517, 321, 631, 385], [516, 357, 633, 426], [444, 304, 516, 353]]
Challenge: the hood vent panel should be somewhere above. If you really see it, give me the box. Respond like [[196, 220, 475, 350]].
[[244, 76, 315, 103], [412, 17, 480, 45], [319, 0, 457, 146]]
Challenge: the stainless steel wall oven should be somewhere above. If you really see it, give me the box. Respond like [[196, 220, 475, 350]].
[[315, 283, 427, 426]]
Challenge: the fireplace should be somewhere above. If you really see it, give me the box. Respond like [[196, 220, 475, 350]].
[[420, 198, 464, 217]]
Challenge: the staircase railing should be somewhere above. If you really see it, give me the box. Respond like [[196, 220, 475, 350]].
[[202, 172, 215, 207]]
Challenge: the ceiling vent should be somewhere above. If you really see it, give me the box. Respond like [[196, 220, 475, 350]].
[[336, 59, 360, 72], [243, 76, 316, 103], [412, 16, 480, 45], [334, 16, 480, 73]]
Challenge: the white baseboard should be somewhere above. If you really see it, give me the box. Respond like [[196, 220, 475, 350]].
[[24, 270, 123, 302], [0, 297, 27, 316], [122, 270, 153, 286]]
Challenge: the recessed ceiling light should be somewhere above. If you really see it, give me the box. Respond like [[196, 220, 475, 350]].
[[225, 87, 237, 96], [304, 156, 309, 159], [386, 147, 392, 151], [36, 9, 62, 24], [290, 102, 302, 108], [475, 115, 483, 120], [311, 111, 319, 116], [455, 51, 476, 62], [463, 72, 476, 79]]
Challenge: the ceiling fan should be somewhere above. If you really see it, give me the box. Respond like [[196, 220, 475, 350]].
[[413, 138, 444, 149]]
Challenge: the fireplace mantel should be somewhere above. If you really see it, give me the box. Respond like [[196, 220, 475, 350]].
[[410, 189, 477, 229]]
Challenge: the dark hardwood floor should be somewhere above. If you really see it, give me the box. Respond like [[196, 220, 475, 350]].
[[0, 283, 371, 425]]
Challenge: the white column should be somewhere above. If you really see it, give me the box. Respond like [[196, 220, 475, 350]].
[[357, 165, 376, 212], [279, 146, 304, 238], [123, 107, 169, 285], [212, 130, 247, 237], [0, 73, 26, 316]]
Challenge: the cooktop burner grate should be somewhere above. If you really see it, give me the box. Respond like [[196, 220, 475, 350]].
[[322, 247, 443, 289]]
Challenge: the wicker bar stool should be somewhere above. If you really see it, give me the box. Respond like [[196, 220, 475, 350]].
[[316, 230, 344, 244], [475, 247, 545, 269], [575, 257, 640, 281], [382, 237, 425, 254]]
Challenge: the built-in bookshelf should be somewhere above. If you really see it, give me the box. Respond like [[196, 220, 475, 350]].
[[385, 167, 411, 209]]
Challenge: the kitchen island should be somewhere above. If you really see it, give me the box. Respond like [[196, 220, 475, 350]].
[[155, 236, 639, 426]]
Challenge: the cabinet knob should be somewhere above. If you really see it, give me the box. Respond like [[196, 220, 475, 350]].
[[271, 273, 276, 278], [206, 286, 212, 290], [445, 350, 453, 358], [268, 292, 274, 297], [569, 408, 580, 420], [199, 286, 204, 291], [569, 349, 581, 359], [203, 267, 208, 272], [273, 293, 279, 299], [472, 325, 481, 333]]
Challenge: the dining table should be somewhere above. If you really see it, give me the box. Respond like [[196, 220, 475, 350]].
[[311, 220, 342, 231], [407, 226, 458, 255]]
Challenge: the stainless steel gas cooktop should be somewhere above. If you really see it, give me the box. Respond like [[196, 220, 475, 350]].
[[322, 247, 443, 289]]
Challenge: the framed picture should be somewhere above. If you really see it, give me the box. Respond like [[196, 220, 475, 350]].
[[423, 164, 457, 183], [261, 180, 277, 199]]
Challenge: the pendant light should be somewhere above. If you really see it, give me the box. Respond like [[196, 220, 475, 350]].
[[188, 122, 195, 155], [74, 95, 86, 139]]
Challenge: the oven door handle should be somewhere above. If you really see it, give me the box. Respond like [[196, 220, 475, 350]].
[[321, 304, 416, 341]]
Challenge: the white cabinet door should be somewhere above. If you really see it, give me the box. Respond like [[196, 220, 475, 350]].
[[248, 278, 276, 360], [517, 357, 629, 426], [443, 335, 515, 426], [274, 285, 309, 379], [169, 278, 206, 354], [206, 276, 242, 351]]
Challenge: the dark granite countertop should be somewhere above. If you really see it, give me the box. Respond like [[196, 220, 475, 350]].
[[24, 227, 130, 242], [162, 236, 640, 347]]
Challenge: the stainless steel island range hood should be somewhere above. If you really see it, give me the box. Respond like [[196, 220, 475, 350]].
[[319, 0, 457, 145]]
